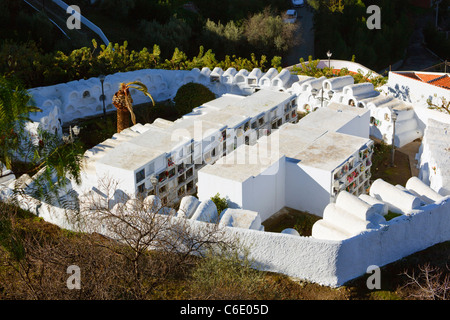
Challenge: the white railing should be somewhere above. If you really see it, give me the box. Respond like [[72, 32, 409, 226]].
[[52, 0, 110, 45]]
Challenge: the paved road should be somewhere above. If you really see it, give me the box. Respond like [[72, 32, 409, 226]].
[[283, 6, 315, 67]]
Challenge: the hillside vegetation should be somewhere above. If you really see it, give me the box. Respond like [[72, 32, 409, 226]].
[[1, 201, 449, 300]]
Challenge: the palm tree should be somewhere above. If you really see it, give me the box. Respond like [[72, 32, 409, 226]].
[[112, 81, 155, 133], [0, 76, 41, 171], [0, 76, 84, 201]]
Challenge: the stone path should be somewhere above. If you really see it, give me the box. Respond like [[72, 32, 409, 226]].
[[398, 139, 422, 177]]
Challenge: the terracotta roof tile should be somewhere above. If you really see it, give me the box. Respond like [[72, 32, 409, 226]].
[[394, 72, 450, 90], [394, 72, 421, 80], [429, 75, 450, 89], [416, 73, 443, 83]]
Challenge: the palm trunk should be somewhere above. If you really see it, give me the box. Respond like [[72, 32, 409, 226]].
[[117, 108, 130, 133]]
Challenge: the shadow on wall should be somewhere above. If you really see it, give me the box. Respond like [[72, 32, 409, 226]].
[[389, 84, 411, 103]]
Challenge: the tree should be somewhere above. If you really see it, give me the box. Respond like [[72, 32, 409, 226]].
[[427, 97, 450, 115], [0, 76, 84, 202], [112, 81, 155, 133], [210, 192, 228, 215], [76, 178, 234, 297], [402, 263, 450, 300], [243, 7, 300, 57], [139, 17, 192, 58], [0, 76, 41, 171], [173, 82, 216, 116]]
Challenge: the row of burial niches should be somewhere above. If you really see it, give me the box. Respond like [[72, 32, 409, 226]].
[[332, 141, 374, 198]]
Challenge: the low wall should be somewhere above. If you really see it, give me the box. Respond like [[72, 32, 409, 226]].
[[413, 105, 450, 132], [15, 188, 450, 288], [288, 59, 381, 78], [336, 198, 450, 285], [26, 68, 260, 133]]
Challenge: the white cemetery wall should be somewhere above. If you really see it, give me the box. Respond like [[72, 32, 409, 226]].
[[335, 109, 371, 139], [285, 161, 332, 217], [196, 170, 245, 209], [335, 197, 450, 285], [241, 157, 286, 222]]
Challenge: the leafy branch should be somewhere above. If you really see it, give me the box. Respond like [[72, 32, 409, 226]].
[[427, 97, 450, 115]]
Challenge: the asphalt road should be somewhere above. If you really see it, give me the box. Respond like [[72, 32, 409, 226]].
[[283, 5, 315, 67]]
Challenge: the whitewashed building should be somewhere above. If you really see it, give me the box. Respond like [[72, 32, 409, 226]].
[[73, 89, 298, 206], [197, 103, 374, 218], [417, 118, 450, 196], [290, 74, 423, 148]]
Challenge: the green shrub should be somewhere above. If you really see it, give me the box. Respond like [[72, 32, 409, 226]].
[[173, 82, 216, 116], [210, 193, 228, 215], [188, 248, 265, 299]]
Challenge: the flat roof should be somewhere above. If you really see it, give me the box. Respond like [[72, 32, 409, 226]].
[[195, 110, 248, 129], [294, 131, 368, 171], [200, 141, 283, 182], [221, 89, 292, 119], [167, 117, 225, 140], [201, 93, 246, 110], [97, 141, 164, 172], [199, 104, 370, 180], [297, 102, 368, 132], [127, 126, 190, 153]]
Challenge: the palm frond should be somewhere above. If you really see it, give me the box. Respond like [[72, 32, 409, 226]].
[[126, 82, 155, 106]]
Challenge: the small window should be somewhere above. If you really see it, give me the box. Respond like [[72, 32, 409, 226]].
[[136, 169, 145, 183], [137, 183, 145, 194]]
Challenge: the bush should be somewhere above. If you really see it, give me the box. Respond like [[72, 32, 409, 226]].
[[211, 193, 228, 215], [173, 82, 216, 116], [188, 248, 266, 299]]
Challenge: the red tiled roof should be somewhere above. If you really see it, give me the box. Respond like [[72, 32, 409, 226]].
[[396, 72, 421, 81], [394, 72, 450, 90], [415, 73, 443, 83], [429, 75, 450, 89]]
